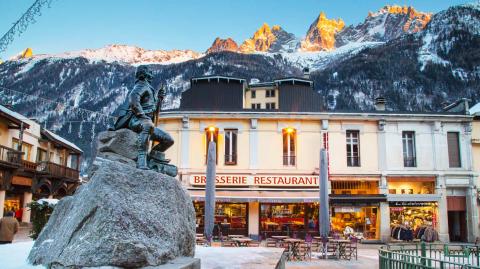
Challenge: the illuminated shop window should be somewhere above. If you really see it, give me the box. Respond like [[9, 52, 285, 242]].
[[283, 128, 296, 166], [205, 126, 218, 164], [402, 131, 416, 167], [194, 202, 248, 236], [331, 206, 379, 240], [447, 132, 461, 168], [224, 129, 237, 165], [331, 181, 379, 194], [387, 179, 435, 194], [260, 203, 318, 237], [346, 130, 360, 167]]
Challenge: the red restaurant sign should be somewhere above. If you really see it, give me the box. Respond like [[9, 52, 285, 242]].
[[189, 174, 319, 187]]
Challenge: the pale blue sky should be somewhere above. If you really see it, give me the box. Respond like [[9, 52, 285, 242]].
[[0, 0, 470, 59]]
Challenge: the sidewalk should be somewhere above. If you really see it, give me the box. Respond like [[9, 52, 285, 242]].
[[286, 244, 381, 269], [12, 225, 33, 243]]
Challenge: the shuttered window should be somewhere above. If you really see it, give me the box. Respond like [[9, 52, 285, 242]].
[[447, 132, 461, 168]]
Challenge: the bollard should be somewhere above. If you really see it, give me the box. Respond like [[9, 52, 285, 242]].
[[421, 242, 427, 267]]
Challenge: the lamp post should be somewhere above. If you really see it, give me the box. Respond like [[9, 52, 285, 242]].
[[204, 140, 216, 246], [319, 149, 330, 237]]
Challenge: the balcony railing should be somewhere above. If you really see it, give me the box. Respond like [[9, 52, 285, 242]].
[[0, 145, 22, 166], [283, 155, 296, 166], [224, 154, 237, 165], [21, 160, 37, 171], [37, 161, 79, 181]]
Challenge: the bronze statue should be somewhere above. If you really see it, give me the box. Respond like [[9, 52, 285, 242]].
[[113, 65, 176, 176]]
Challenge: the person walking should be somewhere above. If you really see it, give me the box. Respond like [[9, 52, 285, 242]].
[[0, 211, 19, 244]]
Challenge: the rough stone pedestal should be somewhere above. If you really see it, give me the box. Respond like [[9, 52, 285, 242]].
[[28, 158, 196, 268]]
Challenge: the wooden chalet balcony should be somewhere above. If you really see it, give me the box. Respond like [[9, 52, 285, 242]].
[[37, 161, 80, 181], [21, 159, 38, 171], [0, 145, 22, 168]]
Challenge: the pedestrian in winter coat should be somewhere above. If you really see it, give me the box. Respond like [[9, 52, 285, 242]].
[[0, 211, 19, 244]]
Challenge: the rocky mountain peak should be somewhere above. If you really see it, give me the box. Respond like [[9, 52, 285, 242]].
[[336, 5, 431, 47], [239, 23, 277, 53], [300, 12, 345, 51], [206, 37, 239, 53]]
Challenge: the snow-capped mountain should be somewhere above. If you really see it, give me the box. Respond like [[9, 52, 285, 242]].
[[300, 12, 345, 51], [336, 6, 431, 47], [206, 38, 239, 54], [239, 23, 298, 53], [20, 44, 203, 65], [311, 2, 480, 111], [1, 2, 479, 168]]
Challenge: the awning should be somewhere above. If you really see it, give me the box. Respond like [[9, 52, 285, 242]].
[[329, 194, 387, 204], [189, 189, 320, 203]]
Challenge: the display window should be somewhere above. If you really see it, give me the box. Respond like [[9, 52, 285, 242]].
[[3, 194, 22, 219], [260, 203, 318, 237], [194, 202, 248, 236], [387, 179, 435, 195], [331, 206, 379, 239], [389, 202, 438, 241]]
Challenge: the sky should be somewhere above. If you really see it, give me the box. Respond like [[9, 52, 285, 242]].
[[0, 0, 471, 59]]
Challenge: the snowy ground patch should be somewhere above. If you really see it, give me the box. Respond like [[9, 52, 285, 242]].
[[0, 242, 283, 269]]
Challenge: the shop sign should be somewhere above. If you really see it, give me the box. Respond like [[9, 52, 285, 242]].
[[189, 174, 319, 187], [389, 201, 435, 207], [334, 206, 361, 213]]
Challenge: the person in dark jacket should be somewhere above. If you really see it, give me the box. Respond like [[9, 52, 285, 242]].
[[0, 211, 19, 244], [113, 65, 174, 169]]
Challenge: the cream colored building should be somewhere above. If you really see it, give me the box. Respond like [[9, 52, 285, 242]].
[[159, 76, 479, 243]]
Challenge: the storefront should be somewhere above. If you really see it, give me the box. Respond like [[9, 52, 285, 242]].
[[194, 201, 248, 236], [389, 201, 438, 241], [259, 203, 318, 238], [331, 206, 379, 239]]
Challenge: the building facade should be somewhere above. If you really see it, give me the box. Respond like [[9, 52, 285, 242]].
[[159, 76, 479, 243], [0, 105, 82, 222]]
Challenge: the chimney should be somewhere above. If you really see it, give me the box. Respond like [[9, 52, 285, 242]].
[[375, 97, 386, 111], [302, 67, 310, 79]]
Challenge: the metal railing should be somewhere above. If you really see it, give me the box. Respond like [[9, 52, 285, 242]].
[[283, 155, 296, 166], [404, 157, 417, 167], [0, 145, 22, 165], [224, 154, 237, 165], [379, 243, 480, 268]]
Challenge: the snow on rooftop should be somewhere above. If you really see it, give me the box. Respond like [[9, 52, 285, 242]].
[[44, 129, 83, 153], [469, 102, 480, 115], [0, 105, 29, 124]]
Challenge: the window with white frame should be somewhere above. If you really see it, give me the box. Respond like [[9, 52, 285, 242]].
[[224, 129, 237, 165], [402, 131, 416, 167], [346, 130, 360, 167]]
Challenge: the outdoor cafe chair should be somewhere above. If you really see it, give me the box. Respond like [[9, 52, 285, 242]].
[[266, 238, 278, 247]]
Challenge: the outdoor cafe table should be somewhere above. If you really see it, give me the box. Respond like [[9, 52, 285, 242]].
[[330, 239, 350, 259], [232, 237, 253, 247], [283, 238, 304, 261], [228, 234, 245, 238]]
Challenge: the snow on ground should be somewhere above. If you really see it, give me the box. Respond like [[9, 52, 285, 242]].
[[0, 242, 283, 269], [0, 241, 41, 269]]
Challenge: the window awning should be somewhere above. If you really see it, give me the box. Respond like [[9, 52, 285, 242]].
[[330, 194, 387, 204], [189, 189, 320, 203]]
